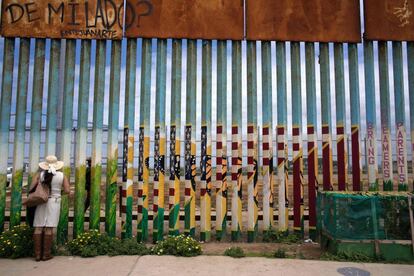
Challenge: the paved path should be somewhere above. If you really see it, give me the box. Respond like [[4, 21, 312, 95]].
[[1, 256, 413, 276]]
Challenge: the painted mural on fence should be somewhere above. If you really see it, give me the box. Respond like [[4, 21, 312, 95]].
[[1, 0, 124, 39], [364, 0, 414, 41], [124, 0, 243, 39], [246, 0, 361, 42]]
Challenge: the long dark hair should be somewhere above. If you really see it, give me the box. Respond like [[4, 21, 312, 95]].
[[41, 170, 53, 192]]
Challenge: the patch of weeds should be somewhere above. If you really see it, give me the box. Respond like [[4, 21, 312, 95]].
[[151, 234, 202, 257], [224, 246, 246, 258], [320, 252, 379, 263], [273, 248, 287, 258], [263, 228, 301, 244]]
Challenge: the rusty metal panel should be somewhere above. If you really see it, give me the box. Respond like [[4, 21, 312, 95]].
[[1, 0, 123, 39], [246, 0, 361, 42], [124, 0, 244, 40], [364, 0, 414, 41]]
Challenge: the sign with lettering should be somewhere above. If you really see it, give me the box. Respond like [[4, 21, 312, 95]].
[[246, 0, 361, 42], [364, 0, 414, 41], [1, 0, 124, 39], [124, 0, 244, 40]]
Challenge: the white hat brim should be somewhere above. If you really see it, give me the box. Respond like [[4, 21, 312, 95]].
[[39, 160, 64, 171]]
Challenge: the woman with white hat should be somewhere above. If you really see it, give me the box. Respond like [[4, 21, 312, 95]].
[[31, 155, 70, 261]]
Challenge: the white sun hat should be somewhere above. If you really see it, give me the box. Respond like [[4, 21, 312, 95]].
[[39, 155, 64, 175]]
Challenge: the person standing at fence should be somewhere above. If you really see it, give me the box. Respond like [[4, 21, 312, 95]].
[[32, 156, 70, 261]]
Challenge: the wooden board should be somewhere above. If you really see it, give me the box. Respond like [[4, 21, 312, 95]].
[[124, 0, 244, 40], [246, 0, 361, 42], [1, 0, 124, 39], [364, 0, 414, 41]]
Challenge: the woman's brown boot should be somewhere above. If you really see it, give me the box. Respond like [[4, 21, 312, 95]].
[[33, 233, 42, 262], [42, 233, 54, 261]]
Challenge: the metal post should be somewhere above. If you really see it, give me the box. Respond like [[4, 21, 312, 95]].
[[58, 39, 75, 244], [74, 40, 91, 238], [10, 38, 30, 227], [408, 42, 414, 190], [320, 43, 333, 191], [90, 40, 106, 231], [106, 40, 121, 237], [348, 44, 362, 191], [45, 39, 61, 156], [378, 42, 393, 191], [247, 40, 258, 242], [291, 42, 304, 237], [200, 40, 212, 242], [137, 38, 152, 242], [0, 38, 15, 232], [231, 40, 243, 241], [184, 39, 197, 237], [27, 39, 45, 224], [364, 41, 379, 191], [334, 43, 347, 191], [215, 40, 228, 240], [168, 39, 182, 236], [276, 41, 289, 233], [261, 41, 274, 233], [305, 42, 318, 240], [121, 38, 136, 239], [153, 39, 167, 242]]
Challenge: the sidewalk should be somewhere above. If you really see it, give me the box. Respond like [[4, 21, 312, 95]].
[[1, 256, 413, 276]]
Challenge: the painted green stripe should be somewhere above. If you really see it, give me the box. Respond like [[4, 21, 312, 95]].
[[10, 38, 30, 227], [57, 39, 75, 244], [0, 38, 15, 232], [45, 39, 61, 156], [106, 40, 121, 237], [90, 40, 106, 231], [74, 40, 91, 238]]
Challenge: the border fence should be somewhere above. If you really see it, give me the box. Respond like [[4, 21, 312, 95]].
[[0, 0, 413, 244]]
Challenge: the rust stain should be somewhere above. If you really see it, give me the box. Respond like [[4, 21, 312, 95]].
[[125, 0, 244, 40], [365, 0, 414, 41], [246, 0, 361, 42], [1, 0, 124, 39]]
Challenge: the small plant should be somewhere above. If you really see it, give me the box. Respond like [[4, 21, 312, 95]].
[[263, 228, 300, 244], [66, 230, 149, 257], [151, 234, 202, 257], [0, 224, 34, 259], [224, 246, 245, 258], [273, 248, 287, 258]]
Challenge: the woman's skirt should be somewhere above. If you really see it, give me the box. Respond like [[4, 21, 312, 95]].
[[33, 197, 61, 227]]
